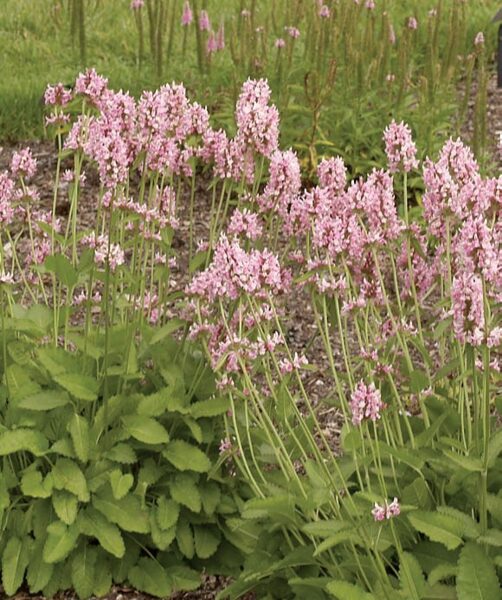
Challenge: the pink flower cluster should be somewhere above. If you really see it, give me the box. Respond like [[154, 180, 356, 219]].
[[372, 498, 400, 521], [350, 381, 384, 426], [383, 120, 419, 173]]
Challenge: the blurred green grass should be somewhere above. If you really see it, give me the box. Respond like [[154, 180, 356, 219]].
[[0, 0, 499, 148]]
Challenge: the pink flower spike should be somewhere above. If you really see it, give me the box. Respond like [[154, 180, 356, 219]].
[[350, 381, 384, 426], [216, 21, 225, 50], [11, 148, 37, 180], [275, 38, 286, 48], [407, 17, 418, 30], [207, 31, 218, 54], [199, 9, 211, 31], [130, 0, 144, 9], [383, 120, 419, 173], [319, 5, 330, 18], [181, 1, 193, 26]]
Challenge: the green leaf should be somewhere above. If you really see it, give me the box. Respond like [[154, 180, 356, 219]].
[[410, 369, 430, 393], [68, 414, 90, 463], [428, 563, 458, 586], [176, 518, 194, 559], [165, 565, 201, 593], [53, 373, 98, 402], [150, 515, 176, 551], [200, 482, 221, 515], [456, 542, 501, 600], [478, 529, 502, 547], [71, 546, 96, 599], [194, 526, 220, 559], [408, 511, 464, 550], [2, 537, 29, 596], [313, 530, 362, 556], [400, 551, 426, 600], [129, 558, 172, 597], [121, 415, 169, 444], [21, 470, 52, 498], [6, 364, 41, 402], [43, 521, 80, 564], [52, 458, 89, 502], [326, 580, 373, 599], [0, 428, 48, 456], [442, 449, 483, 473], [18, 390, 71, 411], [156, 496, 180, 531], [52, 490, 78, 525], [105, 443, 137, 464], [190, 396, 230, 418], [170, 475, 201, 513], [137, 388, 173, 417], [77, 507, 125, 558], [163, 440, 211, 473], [27, 540, 54, 592], [44, 254, 78, 289], [149, 318, 185, 345], [93, 551, 112, 597], [92, 488, 149, 533], [487, 428, 502, 468], [109, 469, 134, 500]]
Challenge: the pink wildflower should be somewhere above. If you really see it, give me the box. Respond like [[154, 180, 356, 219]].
[[285, 26, 300, 38], [319, 5, 330, 18], [383, 120, 419, 173], [275, 38, 286, 48], [130, 0, 144, 9], [216, 22, 225, 50], [407, 17, 418, 30], [10, 148, 37, 180], [181, 1, 193, 25], [350, 381, 384, 426], [207, 31, 218, 54], [44, 83, 72, 107], [199, 10, 211, 31], [372, 497, 401, 522], [474, 32, 484, 46], [452, 271, 485, 345], [228, 208, 263, 240]]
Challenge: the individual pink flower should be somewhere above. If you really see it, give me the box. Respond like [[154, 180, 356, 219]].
[[365, 0, 375, 9], [228, 208, 263, 240], [74, 68, 109, 106], [10, 148, 37, 180], [452, 271, 485, 346], [317, 157, 347, 195], [285, 26, 300, 38], [130, 0, 144, 9], [319, 5, 330, 18], [372, 497, 401, 522], [257, 149, 301, 217], [383, 120, 419, 173], [181, 1, 193, 25], [216, 22, 225, 50], [275, 38, 286, 48], [407, 17, 418, 30], [474, 32, 484, 47], [350, 381, 384, 426], [199, 10, 211, 31], [44, 83, 72, 107], [207, 31, 218, 54]]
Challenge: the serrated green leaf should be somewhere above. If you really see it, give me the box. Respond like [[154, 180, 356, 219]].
[[408, 511, 464, 550], [0, 428, 48, 456], [121, 415, 169, 444], [170, 475, 201, 513], [77, 507, 125, 558], [191, 396, 230, 418], [68, 414, 90, 463], [400, 551, 426, 600], [19, 390, 71, 411], [71, 546, 96, 599], [54, 373, 98, 402], [165, 565, 201, 593], [478, 529, 502, 547], [457, 542, 501, 600], [92, 488, 149, 533], [163, 440, 211, 473], [200, 482, 221, 515], [110, 469, 134, 500], [137, 387, 173, 417], [52, 458, 89, 502], [6, 364, 41, 401], [149, 319, 185, 345], [176, 518, 194, 559], [150, 514, 176, 551], [194, 526, 220, 559], [27, 540, 54, 592], [326, 580, 373, 599], [2, 537, 29, 596], [43, 521, 80, 564], [44, 254, 78, 289], [313, 530, 362, 556], [93, 551, 112, 597], [21, 470, 52, 498], [106, 443, 137, 464], [52, 490, 78, 525], [428, 563, 458, 586], [156, 496, 180, 531], [487, 429, 502, 468], [129, 558, 172, 597]]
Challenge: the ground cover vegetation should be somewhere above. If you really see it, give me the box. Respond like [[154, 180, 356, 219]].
[[0, 1, 501, 599]]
